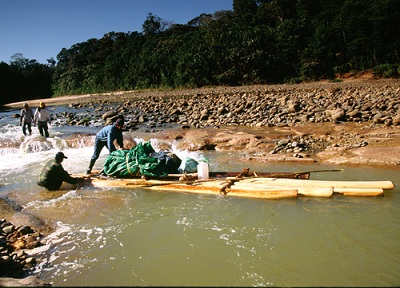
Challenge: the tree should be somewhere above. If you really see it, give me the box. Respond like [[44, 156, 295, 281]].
[[10, 53, 30, 69], [187, 13, 213, 27], [233, 0, 259, 23], [142, 13, 171, 35], [0, 54, 53, 104]]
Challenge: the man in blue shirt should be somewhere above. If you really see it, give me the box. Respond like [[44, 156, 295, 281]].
[[86, 118, 125, 174]]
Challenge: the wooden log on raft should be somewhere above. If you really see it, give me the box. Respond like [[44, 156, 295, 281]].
[[297, 187, 334, 197], [224, 188, 298, 199], [231, 178, 395, 190], [227, 185, 333, 198], [333, 187, 384, 196], [152, 185, 299, 199], [149, 181, 229, 195], [208, 171, 311, 180], [88, 178, 172, 188]]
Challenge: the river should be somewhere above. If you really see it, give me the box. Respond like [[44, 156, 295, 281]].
[[0, 105, 399, 287]]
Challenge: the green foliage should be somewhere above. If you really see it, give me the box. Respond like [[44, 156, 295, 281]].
[[373, 64, 399, 78], [1, 0, 399, 104], [0, 54, 53, 105]]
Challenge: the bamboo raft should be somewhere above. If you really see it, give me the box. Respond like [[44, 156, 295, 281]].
[[77, 169, 395, 199]]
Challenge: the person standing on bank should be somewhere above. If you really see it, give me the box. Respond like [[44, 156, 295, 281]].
[[20, 103, 34, 136], [86, 118, 125, 175], [34, 101, 51, 138], [37, 152, 84, 191]]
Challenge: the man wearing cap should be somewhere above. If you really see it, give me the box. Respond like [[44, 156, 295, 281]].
[[38, 152, 83, 190], [34, 102, 51, 138], [20, 103, 34, 136], [86, 118, 125, 175]]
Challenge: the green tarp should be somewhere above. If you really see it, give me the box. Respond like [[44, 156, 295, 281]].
[[103, 141, 181, 178]]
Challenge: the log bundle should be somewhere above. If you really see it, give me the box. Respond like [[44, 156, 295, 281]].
[[79, 174, 395, 199]]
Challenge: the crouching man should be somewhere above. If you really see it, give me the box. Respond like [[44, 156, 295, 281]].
[[38, 152, 84, 190]]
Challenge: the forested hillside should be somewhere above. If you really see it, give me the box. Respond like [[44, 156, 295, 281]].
[[0, 55, 55, 105], [1, 0, 399, 105]]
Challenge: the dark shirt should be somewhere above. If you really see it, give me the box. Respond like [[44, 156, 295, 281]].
[[20, 108, 34, 124], [96, 124, 123, 152], [37, 159, 81, 190]]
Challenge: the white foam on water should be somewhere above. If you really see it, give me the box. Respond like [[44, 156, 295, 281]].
[[26, 221, 72, 257], [23, 190, 82, 209], [27, 221, 106, 278], [0, 134, 73, 175]]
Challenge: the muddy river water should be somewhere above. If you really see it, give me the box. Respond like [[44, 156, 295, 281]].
[[0, 108, 399, 287]]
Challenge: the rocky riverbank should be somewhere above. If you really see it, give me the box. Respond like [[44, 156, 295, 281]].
[[0, 218, 51, 286], [5, 79, 400, 167]]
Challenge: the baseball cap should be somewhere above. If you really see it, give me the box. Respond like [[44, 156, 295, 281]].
[[55, 152, 68, 160]]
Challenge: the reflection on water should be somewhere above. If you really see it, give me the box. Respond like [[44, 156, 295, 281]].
[[0, 110, 399, 286]]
